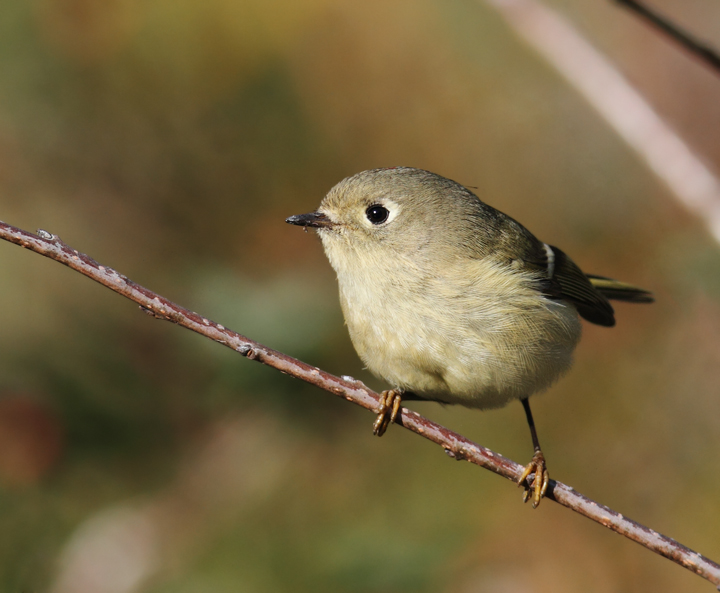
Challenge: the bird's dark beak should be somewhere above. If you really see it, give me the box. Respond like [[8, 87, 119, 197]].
[[285, 211, 335, 228]]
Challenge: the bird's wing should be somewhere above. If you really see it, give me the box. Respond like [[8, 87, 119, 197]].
[[519, 241, 616, 327], [468, 207, 617, 326], [546, 245, 615, 327]]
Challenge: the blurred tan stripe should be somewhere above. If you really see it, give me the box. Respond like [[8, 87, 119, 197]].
[[486, 0, 720, 242]]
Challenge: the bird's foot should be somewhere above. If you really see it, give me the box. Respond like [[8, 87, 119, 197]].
[[518, 449, 549, 508], [372, 389, 403, 436]]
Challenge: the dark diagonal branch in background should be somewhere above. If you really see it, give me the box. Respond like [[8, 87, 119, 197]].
[[614, 0, 720, 73], [1, 220, 719, 589]]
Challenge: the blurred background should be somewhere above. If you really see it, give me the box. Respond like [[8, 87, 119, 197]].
[[0, 0, 719, 591]]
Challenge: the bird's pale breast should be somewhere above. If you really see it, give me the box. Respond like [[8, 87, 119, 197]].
[[327, 240, 582, 409]]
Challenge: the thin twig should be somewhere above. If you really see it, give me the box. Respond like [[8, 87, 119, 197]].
[[614, 0, 720, 73], [486, 0, 720, 243], [1, 220, 719, 589]]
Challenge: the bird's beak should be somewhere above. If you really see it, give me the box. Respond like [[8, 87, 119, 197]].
[[285, 211, 336, 228]]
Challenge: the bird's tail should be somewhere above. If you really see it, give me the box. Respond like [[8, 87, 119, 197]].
[[587, 275, 654, 303]]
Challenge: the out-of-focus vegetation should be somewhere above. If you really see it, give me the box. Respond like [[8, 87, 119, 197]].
[[1, 0, 719, 591]]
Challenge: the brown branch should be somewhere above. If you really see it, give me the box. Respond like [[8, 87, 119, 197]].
[[2, 220, 720, 589], [614, 0, 720, 74]]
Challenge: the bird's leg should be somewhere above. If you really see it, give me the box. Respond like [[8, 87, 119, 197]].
[[372, 389, 404, 436], [517, 397, 549, 508]]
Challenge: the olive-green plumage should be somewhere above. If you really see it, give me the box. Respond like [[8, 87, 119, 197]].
[[287, 167, 653, 507], [288, 167, 653, 410]]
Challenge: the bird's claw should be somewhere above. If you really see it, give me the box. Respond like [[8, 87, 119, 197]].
[[372, 389, 403, 436], [518, 449, 549, 508]]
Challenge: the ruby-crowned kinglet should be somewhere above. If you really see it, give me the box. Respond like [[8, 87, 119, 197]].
[[287, 167, 653, 507]]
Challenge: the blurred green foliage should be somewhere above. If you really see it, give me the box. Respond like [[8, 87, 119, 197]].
[[0, 0, 719, 591]]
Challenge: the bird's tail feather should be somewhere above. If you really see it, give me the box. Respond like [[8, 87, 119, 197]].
[[587, 275, 654, 303]]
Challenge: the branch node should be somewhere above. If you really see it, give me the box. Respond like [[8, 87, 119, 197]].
[[340, 375, 363, 386], [36, 229, 55, 241], [139, 305, 164, 319], [445, 447, 466, 461]]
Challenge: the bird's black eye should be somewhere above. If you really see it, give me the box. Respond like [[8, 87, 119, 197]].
[[365, 204, 389, 225]]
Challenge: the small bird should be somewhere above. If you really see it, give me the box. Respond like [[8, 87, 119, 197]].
[[287, 167, 653, 507]]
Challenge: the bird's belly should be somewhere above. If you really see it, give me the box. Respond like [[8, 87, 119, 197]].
[[342, 289, 581, 409]]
